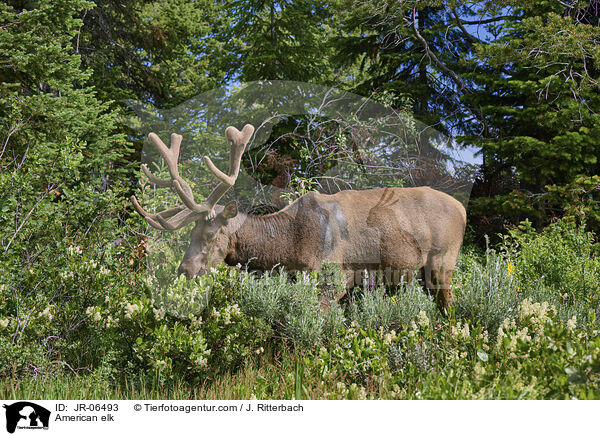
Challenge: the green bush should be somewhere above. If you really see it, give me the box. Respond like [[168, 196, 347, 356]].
[[503, 219, 600, 324], [306, 299, 600, 399], [3, 199, 600, 398], [453, 248, 521, 336], [84, 265, 271, 384], [237, 269, 344, 347], [0, 235, 140, 378], [347, 280, 438, 330]]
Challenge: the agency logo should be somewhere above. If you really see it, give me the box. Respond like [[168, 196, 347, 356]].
[[3, 402, 50, 434]]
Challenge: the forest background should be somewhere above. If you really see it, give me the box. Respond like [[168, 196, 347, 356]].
[[1, 0, 599, 399]]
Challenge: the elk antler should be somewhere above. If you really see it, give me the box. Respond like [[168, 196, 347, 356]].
[[131, 124, 255, 229]]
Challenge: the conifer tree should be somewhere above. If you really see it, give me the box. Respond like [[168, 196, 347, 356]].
[[0, 0, 131, 372], [467, 0, 600, 229]]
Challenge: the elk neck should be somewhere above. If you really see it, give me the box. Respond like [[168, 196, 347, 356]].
[[225, 210, 295, 270]]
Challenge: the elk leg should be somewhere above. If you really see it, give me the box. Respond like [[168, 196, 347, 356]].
[[320, 269, 351, 312], [426, 267, 454, 311]]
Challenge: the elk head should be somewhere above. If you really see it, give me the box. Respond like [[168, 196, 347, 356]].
[[131, 124, 255, 278]]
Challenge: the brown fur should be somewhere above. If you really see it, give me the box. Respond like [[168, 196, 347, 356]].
[[178, 186, 466, 311]]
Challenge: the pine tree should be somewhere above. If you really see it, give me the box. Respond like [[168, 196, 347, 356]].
[[226, 0, 337, 82], [333, 0, 480, 132], [0, 0, 132, 373], [467, 0, 600, 230], [78, 0, 229, 109]]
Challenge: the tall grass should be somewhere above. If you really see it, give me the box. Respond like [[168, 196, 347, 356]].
[[347, 280, 438, 330], [453, 249, 520, 336], [0, 351, 321, 400], [3, 218, 599, 400]]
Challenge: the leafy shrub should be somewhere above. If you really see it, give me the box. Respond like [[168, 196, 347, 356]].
[[237, 269, 344, 347], [306, 300, 600, 399], [314, 324, 392, 395], [510, 219, 600, 300], [0, 237, 140, 378], [347, 279, 438, 330], [83, 265, 272, 384], [502, 219, 600, 324], [453, 248, 521, 336]]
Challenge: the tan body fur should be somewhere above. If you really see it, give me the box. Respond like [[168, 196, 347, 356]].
[[132, 127, 467, 310], [181, 186, 467, 309]]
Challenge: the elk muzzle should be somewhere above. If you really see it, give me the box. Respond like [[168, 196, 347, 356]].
[[177, 262, 206, 279]]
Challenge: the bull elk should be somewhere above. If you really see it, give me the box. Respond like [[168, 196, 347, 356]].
[[131, 124, 467, 310]]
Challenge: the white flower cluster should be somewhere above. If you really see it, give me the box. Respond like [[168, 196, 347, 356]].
[[518, 298, 554, 334], [495, 301, 559, 357], [451, 322, 470, 340], [152, 305, 166, 321], [478, 330, 490, 351], [333, 382, 368, 400], [416, 310, 430, 328], [85, 306, 102, 322], [193, 347, 211, 369], [506, 326, 531, 353], [407, 311, 431, 337], [347, 321, 361, 338], [212, 304, 242, 325], [151, 276, 210, 319], [37, 306, 53, 321], [194, 356, 208, 368], [105, 315, 119, 327], [59, 270, 74, 280], [383, 329, 397, 345], [0, 318, 10, 329], [67, 245, 82, 256], [124, 302, 142, 319], [473, 362, 486, 377]]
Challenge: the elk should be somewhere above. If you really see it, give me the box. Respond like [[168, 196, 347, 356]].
[[131, 124, 467, 310]]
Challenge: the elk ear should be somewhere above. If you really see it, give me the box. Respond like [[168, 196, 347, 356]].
[[221, 201, 238, 220]]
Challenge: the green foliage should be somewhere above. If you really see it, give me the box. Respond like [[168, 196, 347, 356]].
[[226, 0, 337, 82], [2, 217, 600, 399], [237, 269, 344, 347], [454, 218, 600, 335], [453, 247, 521, 336], [347, 281, 438, 331], [308, 299, 600, 399], [279, 175, 319, 204], [2, 0, 600, 401], [502, 219, 600, 323], [82, 265, 271, 383], [79, 0, 228, 108], [544, 175, 600, 235], [467, 0, 600, 233], [314, 325, 391, 394], [0, 0, 132, 377]]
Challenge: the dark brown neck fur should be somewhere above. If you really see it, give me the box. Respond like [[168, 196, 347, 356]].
[[225, 212, 295, 270]]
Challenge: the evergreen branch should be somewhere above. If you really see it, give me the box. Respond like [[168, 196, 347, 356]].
[[456, 15, 517, 25], [408, 8, 489, 136], [451, 9, 481, 45]]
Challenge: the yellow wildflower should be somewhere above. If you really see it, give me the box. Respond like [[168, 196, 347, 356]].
[[507, 262, 514, 278]]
